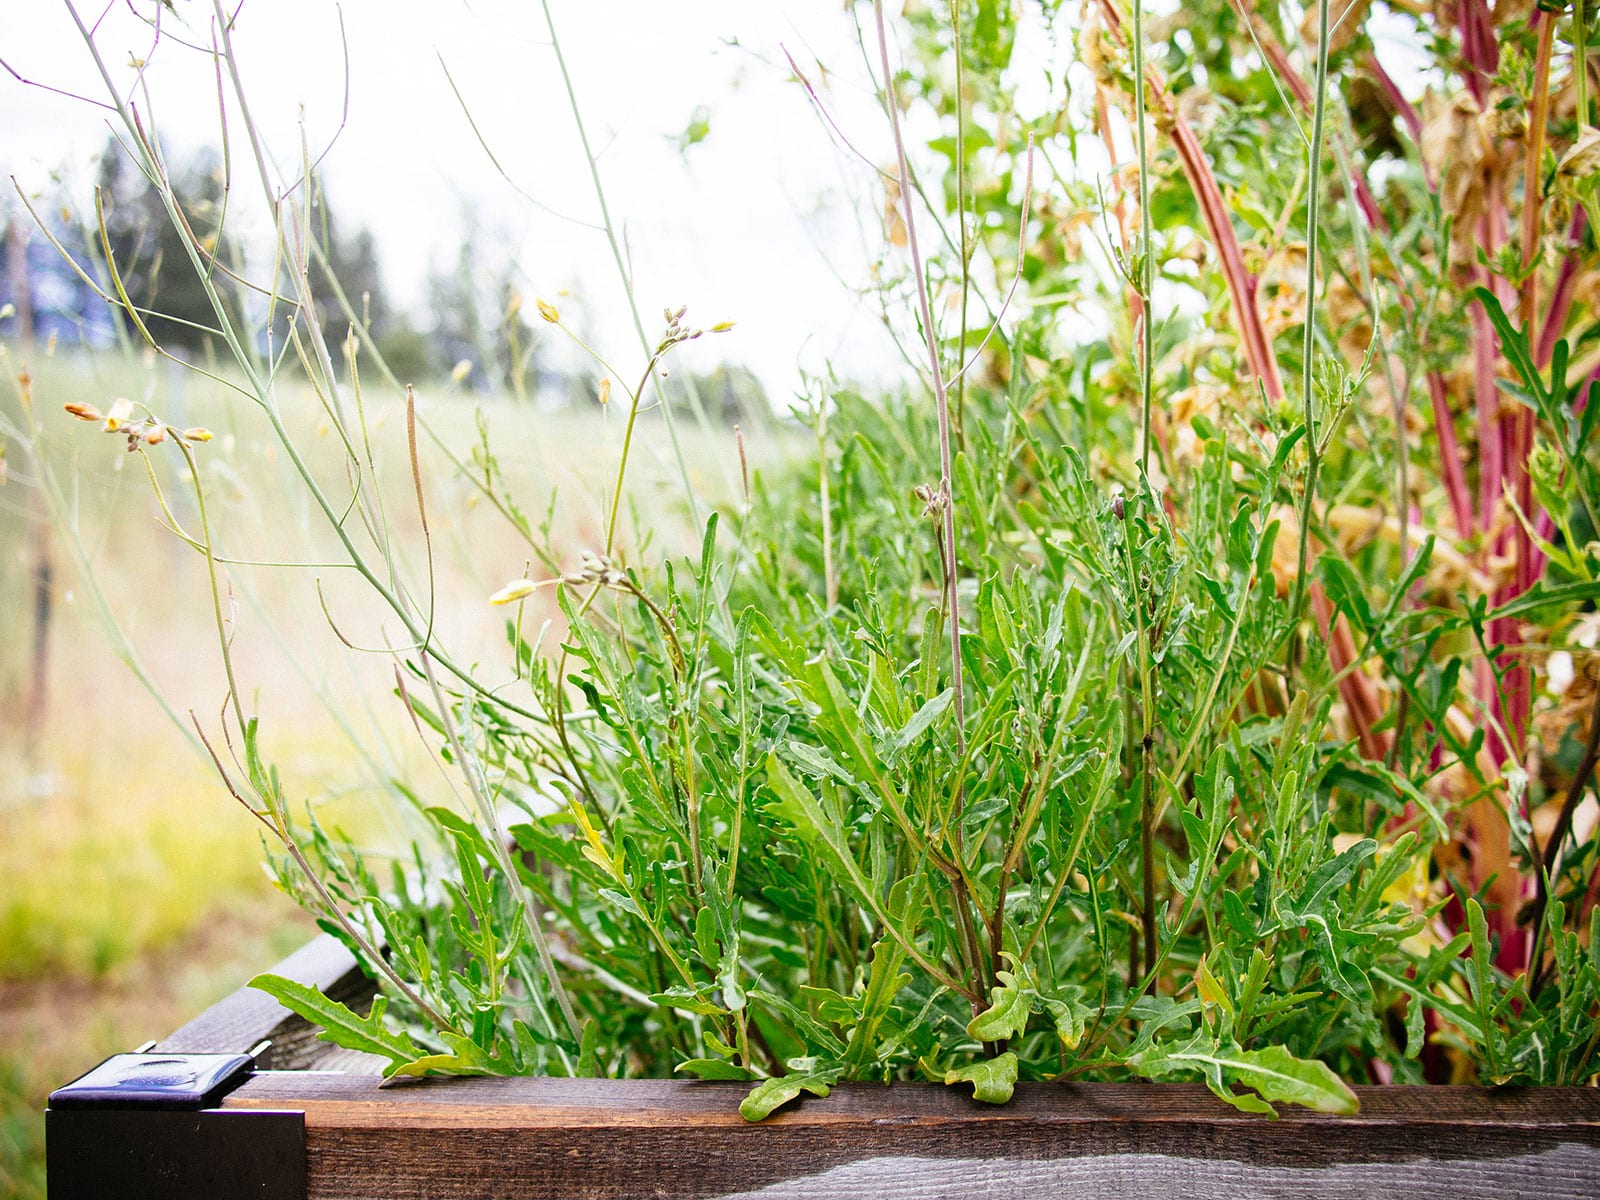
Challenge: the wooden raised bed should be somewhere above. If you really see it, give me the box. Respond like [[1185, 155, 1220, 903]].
[[47, 935, 1600, 1199]]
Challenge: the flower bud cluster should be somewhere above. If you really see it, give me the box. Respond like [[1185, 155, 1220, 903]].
[[63, 398, 212, 451]]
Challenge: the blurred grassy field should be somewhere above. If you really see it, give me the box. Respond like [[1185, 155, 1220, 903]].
[[0, 344, 766, 1198]]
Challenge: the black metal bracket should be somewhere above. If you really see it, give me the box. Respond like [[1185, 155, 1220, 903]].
[[46, 1051, 305, 1200]]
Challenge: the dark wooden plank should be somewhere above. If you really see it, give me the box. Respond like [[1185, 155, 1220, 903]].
[[229, 1073, 1600, 1128], [223, 1075, 1600, 1200], [154, 936, 1600, 1197], [153, 934, 375, 1070]]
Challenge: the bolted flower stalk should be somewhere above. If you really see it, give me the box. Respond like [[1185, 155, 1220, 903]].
[[872, 0, 967, 777]]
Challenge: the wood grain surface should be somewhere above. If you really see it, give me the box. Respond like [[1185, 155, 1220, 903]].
[[163, 934, 1600, 1199], [221, 1074, 1600, 1200]]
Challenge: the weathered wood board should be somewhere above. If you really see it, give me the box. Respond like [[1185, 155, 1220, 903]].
[[118, 935, 1600, 1199], [226, 1072, 1600, 1200]]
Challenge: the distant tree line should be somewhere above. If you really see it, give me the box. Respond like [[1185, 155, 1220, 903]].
[[2, 142, 769, 423]]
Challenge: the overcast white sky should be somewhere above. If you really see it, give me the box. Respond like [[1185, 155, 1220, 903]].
[[3, 2, 1434, 401], [2, 1, 930, 397]]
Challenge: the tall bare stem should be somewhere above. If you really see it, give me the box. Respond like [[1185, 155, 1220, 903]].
[[1287, 0, 1334, 657], [872, 0, 967, 767], [1132, 0, 1155, 479]]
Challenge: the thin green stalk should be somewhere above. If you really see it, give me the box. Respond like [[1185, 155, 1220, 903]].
[[535, 0, 704, 528], [874, 0, 990, 997], [1133, 0, 1156, 479], [162, 431, 454, 1036], [169, 434, 247, 740], [606, 353, 666, 557], [1577, 0, 1590, 130], [68, 5, 552, 728], [818, 401, 837, 609], [1287, 0, 1333, 671], [1018, 743, 1116, 963], [873, 0, 967, 772], [1118, 502, 1158, 983], [418, 653, 581, 1048], [1167, 583, 1250, 789], [1126, 0, 1162, 985], [950, 0, 971, 448]]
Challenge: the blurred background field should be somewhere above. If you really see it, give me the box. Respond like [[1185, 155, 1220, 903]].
[[0, 8, 837, 1194], [0, 345, 769, 1198]]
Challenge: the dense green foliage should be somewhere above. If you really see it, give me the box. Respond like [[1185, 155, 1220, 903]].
[[25, 0, 1600, 1119]]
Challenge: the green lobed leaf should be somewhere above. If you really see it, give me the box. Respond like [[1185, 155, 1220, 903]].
[[944, 1052, 1019, 1104], [249, 974, 426, 1071], [1228, 1045, 1359, 1115], [888, 687, 955, 758], [390, 1031, 519, 1078], [966, 971, 1032, 1042], [1128, 1035, 1358, 1116], [677, 1057, 755, 1081], [739, 1071, 837, 1121], [843, 939, 911, 1069]]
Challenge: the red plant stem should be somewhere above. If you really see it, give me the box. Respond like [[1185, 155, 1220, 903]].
[[1536, 212, 1586, 367], [1427, 373, 1477, 538], [1168, 119, 1287, 401], [1238, 8, 1484, 558], [1354, 174, 1386, 232], [1313, 585, 1392, 762], [1472, 263, 1506, 531], [1098, 0, 1286, 402], [1459, 0, 1497, 102], [1520, 13, 1557, 331], [1369, 53, 1424, 146]]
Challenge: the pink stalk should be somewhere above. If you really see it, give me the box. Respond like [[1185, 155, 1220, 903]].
[[1369, 53, 1424, 146], [1097, 0, 1286, 402], [1313, 586, 1392, 763], [1427, 373, 1477, 538], [1458, 0, 1498, 102], [1535, 211, 1586, 368], [1472, 263, 1506, 530], [1354, 174, 1386, 232], [1167, 119, 1287, 400]]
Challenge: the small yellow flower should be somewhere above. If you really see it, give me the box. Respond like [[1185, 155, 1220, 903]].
[[535, 298, 561, 324], [103, 397, 134, 432], [181, 427, 214, 442], [489, 579, 539, 606], [597, 377, 612, 407]]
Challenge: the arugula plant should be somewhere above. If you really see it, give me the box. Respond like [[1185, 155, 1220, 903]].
[[20, 0, 1600, 1119]]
